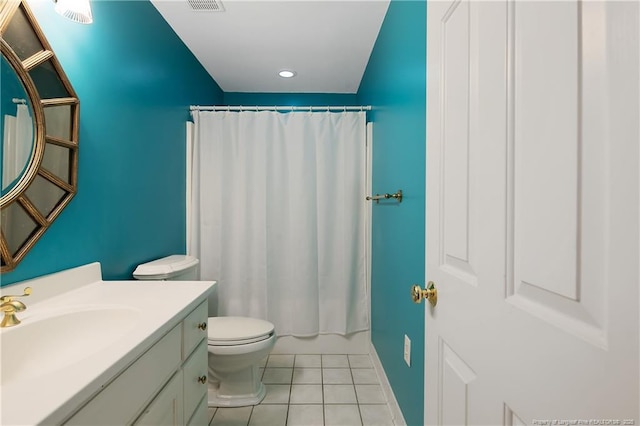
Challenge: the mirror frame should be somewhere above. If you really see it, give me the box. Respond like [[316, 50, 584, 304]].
[[0, 0, 79, 272]]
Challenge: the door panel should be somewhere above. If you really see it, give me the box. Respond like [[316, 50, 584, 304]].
[[441, 0, 478, 286], [440, 339, 477, 426], [507, 1, 607, 347], [512, 1, 580, 302], [504, 405, 526, 426]]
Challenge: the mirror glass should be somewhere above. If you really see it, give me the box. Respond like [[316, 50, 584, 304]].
[[1, 54, 35, 196], [30, 60, 70, 98], [1, 1, 80, 272], [3, 5, 44, 61], [1, 202, 38, 255], [25, 174, 67, 217]]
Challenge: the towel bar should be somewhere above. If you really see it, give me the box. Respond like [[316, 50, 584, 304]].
[[366, 189, 403, 204]]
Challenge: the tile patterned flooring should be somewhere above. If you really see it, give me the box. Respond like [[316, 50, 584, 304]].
[[207, 354, 395, 426]]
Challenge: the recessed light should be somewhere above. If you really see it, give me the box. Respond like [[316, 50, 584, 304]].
[[278, 70, 296, 78]]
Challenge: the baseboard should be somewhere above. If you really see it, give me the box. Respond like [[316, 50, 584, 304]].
[[369, 342, 407, 426]]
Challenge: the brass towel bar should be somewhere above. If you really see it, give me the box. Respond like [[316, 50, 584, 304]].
[[366, 189, 403, 204]]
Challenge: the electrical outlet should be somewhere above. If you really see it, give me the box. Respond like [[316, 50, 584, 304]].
[[404, 334, 411, 366]]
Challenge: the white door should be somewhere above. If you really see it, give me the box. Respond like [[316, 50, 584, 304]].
[[424, 1, 639, 424]]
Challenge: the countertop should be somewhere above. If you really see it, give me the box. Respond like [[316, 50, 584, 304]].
[[0, 263, 215, 425]]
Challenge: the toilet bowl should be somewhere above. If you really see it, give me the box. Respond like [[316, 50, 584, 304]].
[[133, 255, 276, 407], [207, 316, 275, 406]]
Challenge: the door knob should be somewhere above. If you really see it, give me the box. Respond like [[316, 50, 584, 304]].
[[411, 281, 437, 306]]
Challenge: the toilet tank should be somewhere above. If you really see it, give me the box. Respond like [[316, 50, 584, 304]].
[[133, 255, 200, 281], [133, 255, 218, 317]]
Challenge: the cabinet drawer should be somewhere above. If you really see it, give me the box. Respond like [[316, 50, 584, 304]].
[[183, 340, 208, 422], [65, 325, 182, 425], [182, 301, 208, 359]]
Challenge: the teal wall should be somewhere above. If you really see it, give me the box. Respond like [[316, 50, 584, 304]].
[[357, 1, 427, 425], [1, 0, 223, 286]]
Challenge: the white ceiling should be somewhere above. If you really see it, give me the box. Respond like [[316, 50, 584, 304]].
[[149, 0, 390, 93]]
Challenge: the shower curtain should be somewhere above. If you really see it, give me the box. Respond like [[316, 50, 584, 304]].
[[189, 110, 368, 337], [3, 104, 33, 189]]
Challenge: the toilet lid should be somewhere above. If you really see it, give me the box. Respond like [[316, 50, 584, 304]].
[[133, 255, 199, 280], [207, 317, 274, 346]]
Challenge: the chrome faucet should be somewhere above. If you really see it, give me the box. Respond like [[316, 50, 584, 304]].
[[0, 287, 32, 328]]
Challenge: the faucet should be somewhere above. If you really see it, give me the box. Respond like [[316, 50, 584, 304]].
[[0, 287, 32, 328]]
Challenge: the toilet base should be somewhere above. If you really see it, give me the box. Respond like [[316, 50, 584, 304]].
[[207, 381, 266, 407], [206, 363, 267, 407]]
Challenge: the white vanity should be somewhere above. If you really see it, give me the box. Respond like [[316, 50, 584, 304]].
[[0, 263, 215, 425]]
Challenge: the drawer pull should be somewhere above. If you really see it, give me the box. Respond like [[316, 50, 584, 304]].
[[197, 322, 207, 331], [198, 375, 207, 384]]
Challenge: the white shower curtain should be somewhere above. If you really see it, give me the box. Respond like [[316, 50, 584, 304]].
[[3, 104, 33, 189], [189, 110, 368, 337]]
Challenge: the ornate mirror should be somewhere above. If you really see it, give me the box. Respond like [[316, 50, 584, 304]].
[[0, 1, 79, 272]]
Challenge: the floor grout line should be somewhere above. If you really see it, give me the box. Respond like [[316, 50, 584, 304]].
[[209, 353, 393, 426]]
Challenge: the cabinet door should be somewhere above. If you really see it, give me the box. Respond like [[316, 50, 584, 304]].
[[65, 325, 181, 425], [187, 396, 208, 426], [135, 371, 184, 426]]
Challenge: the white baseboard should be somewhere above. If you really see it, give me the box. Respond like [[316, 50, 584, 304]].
[[370, 342, 407, 426]]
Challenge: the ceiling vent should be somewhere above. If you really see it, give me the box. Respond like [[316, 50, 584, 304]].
[[187, 0, 224, 12]]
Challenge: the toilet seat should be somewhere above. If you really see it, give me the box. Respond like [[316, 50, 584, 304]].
[[207, 317, 274, 346]]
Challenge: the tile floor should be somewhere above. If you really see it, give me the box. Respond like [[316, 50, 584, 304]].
[[207, 354, 395, 426]]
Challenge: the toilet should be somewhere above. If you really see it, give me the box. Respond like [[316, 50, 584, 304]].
[[133, 255, 276, 407]]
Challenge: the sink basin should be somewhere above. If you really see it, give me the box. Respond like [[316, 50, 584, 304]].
[[0, 305, 141, 384]]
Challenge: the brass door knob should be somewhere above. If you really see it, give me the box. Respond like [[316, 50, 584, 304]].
[[411, 282, 437, 306]]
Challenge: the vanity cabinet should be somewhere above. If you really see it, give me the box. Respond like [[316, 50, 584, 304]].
[[64, 301, 209, 426]]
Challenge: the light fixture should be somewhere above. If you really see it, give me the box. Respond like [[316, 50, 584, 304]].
[[54, 0, 93, 24], [278, 70, 296, 78]]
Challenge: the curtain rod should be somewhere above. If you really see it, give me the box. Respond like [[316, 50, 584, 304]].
[[190, 105, 371, 112]]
